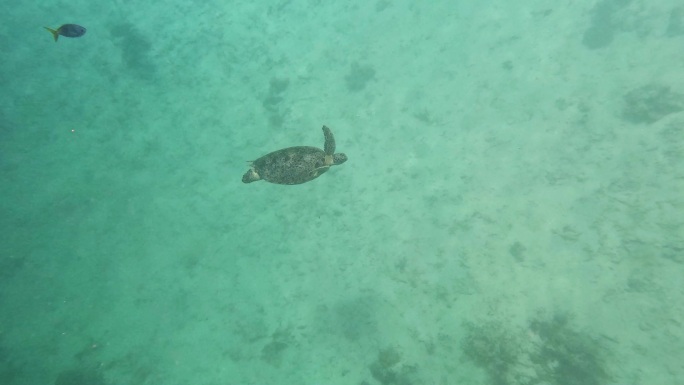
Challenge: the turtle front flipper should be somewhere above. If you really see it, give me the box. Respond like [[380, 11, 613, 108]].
[[322, 125, 336, 166], [312, 165, 331, 178], [323, 125, 336, 155]]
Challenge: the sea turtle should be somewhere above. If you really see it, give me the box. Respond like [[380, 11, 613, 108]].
[[242, 125, 348, 185]]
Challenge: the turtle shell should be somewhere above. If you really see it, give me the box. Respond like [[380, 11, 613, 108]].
[[250, 146, 329, 185]]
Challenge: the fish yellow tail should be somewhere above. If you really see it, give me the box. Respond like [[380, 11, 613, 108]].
[[44, 27, 59, 42]]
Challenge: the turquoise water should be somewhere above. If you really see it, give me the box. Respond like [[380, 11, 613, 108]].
[[2, 1, 683, 384]]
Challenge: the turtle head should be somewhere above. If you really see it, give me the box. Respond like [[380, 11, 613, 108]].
[[241, 168, 261, 183], [332, 153, 348, 165]]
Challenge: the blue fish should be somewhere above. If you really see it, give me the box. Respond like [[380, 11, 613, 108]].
[[44, 24, 86, 42]]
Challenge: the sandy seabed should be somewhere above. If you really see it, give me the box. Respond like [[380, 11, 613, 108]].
[[1, 1, 683, 384]]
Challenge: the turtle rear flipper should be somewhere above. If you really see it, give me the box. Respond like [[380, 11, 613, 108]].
[[242, 167, 261, 183]]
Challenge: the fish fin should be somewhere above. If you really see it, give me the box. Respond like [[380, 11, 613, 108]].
[[44, 27, 59, 42]]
